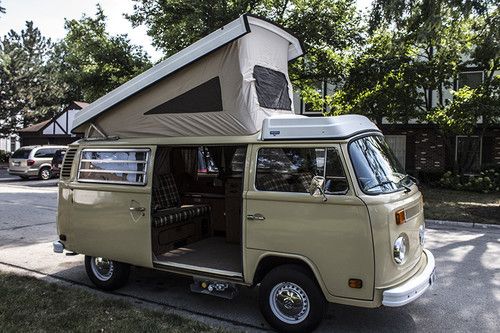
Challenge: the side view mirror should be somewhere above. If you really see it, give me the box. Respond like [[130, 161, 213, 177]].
[[308, 176, 327, 202]]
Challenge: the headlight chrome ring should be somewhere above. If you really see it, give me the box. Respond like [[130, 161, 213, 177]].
[[393, 233, 409, 264]]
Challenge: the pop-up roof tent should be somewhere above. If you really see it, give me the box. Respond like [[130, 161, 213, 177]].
[[72, 14, 303, 138]]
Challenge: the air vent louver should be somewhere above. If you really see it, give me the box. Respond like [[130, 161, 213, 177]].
[[60, 148, 77, 179]]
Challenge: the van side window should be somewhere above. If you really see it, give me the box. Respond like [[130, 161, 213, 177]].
[[34, 148, 56, 158], [255, 147, 348, 194], [78, 149, 150, 185], [325, 148, 349, 194], [256, 148, 323, 192]]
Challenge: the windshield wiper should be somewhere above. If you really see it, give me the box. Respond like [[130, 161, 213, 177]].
[[364, 180, 395, 191]]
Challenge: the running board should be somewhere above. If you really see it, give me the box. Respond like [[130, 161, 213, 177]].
[[152, 260, 245, 283]]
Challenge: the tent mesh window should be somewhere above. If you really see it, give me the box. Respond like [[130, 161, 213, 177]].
[[144, 77, 223, 115], [253, 65, 292, 110]]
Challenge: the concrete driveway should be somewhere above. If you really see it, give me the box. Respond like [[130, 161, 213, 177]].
[[0, 179, 499, 332]]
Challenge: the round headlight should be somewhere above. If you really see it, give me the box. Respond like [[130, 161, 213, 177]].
[[393, 233, 409, 264], [419, 224, 425, 246]]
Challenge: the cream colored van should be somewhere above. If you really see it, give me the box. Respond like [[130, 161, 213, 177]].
[[53, 15, 435, 332], [54, 115, 435, 332]]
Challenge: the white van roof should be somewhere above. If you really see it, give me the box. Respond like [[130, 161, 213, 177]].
[[261, 115, 380, 140], [72, 14, 303, 138]]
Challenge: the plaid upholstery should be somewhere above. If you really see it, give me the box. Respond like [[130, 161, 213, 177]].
[[256, 173, 291, 192], [296, 173, 314, 193], [152, 174, 181, 210], [153, 205, 211, 228]]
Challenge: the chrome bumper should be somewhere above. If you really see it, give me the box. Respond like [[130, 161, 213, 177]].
[[382, 249, 436, 307], [53, 240, 65, 253]]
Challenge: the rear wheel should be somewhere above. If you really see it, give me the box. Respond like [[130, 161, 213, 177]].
[[38, 167, 51, 180], [259, 264, 326, 332], [84, 256, 130, 291]]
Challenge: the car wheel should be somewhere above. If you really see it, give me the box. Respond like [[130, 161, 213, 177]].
[[38, 167, 51, 180], [84, 256, 130, 291], [259, 264, 326, 333]]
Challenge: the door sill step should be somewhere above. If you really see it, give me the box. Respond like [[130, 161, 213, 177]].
[[153, 260, 244, 280]]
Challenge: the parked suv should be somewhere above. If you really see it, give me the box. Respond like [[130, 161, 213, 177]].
[[51, 149, 67, 178], [8, 145, 67, 180]]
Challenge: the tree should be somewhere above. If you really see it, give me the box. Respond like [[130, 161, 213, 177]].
[[327, 29, 425, 123], [52, 5, 152, 103], [365, 0, 499, 172], [0, 1, 5, 16], [127, 0, 363, 107], [0, 22, 63, 136]]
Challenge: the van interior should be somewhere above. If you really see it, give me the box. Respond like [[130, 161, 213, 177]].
[[150, 145, 246, 275]]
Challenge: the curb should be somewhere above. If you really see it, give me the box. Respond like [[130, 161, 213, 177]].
[[426, 219, 500, 230]]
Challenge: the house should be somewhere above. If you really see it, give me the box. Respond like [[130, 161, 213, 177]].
[[17, 101, 88, 146], [0, 135, 20, 154], [294, 70, 500, 176]]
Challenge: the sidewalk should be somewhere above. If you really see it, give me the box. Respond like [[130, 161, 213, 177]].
[[426, 219, 500, 230]]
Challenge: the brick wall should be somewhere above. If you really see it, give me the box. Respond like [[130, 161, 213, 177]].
[[382, 127, 446, 173], [413, 129, 446, 172], [493, 129, 500, 166]]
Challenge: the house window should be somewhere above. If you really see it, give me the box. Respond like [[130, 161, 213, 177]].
[[455, 136, 481, 174], [385, 135, 407, 169], [78, 149, 150, 185], [458, 72, 483, 89]]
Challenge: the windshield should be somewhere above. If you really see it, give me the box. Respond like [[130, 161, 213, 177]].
[[11, 148, 32, 159], [349, 135, 413, 194]]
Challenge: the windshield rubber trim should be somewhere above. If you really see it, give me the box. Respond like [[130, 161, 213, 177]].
[[347, 133, 410, 196]]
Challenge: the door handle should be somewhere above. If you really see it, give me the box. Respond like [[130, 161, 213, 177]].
[[129, 207, 146, 212], [247, 213, 265, 221]]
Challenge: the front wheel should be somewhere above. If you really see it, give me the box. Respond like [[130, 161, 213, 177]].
[[259, 265, 326, 332], [84, 256, 130, 291]]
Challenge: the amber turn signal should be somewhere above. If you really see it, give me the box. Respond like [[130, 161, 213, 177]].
[[348, 279, 363, 289], [395, 210, 406, 225]]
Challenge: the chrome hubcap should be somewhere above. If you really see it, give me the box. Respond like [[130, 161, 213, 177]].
[[269, 282, 310, 324], [41, 169, 50, 179], [90, 257, 114, 281]]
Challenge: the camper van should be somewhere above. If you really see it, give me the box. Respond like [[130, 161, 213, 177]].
[[53, 15, 435, 332]]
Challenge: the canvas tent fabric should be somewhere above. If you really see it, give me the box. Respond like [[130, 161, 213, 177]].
[[72, 15, 303, 138]]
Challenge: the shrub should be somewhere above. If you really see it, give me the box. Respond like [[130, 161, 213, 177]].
[[0, 150, 10, 163], [439, 169, 500, 193]]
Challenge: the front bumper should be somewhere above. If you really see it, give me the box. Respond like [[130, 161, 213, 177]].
[[382, 249, 436, 307]]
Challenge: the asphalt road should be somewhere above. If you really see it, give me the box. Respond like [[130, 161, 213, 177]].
[[0, 177, 499, 332]]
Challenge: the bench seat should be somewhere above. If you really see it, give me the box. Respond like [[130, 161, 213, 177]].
[[152, 204, 211, 228]]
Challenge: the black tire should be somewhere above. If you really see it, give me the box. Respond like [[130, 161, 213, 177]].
[[259, 264, 326, 333], [84, 256, 130, 291], [38, 167, 51, 180]]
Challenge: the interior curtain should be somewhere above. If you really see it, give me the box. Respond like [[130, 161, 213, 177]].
[[153, 148, 171, 186], [180, 148, 198, 178]]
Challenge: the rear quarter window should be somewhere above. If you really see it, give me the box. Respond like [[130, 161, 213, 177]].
[[12, 149, 32, 159]]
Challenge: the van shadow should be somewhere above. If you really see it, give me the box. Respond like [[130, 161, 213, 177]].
[[46, 262, 418, 332]]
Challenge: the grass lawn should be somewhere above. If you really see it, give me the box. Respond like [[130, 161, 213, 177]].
[[421, 185, 500, 224], [0, 272, 221, 333]]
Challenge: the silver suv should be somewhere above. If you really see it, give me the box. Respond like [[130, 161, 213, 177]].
[[8, 145, 67, 180]]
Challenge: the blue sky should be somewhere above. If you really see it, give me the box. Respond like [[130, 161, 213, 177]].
[[0, 0, 372, 62]]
